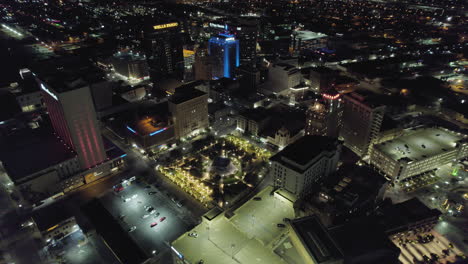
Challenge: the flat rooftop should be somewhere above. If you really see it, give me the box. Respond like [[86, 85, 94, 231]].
[[81, 199, 148, 264], [0, 126, 77, 182], [172, 186, 296, 264], [271, 136, 340, 168], [374, 127, 466, 162], [294, 30, 327, 40], [131, 116, 168, 137], [290, 216, 343, 263], [169, 87, 206, 105], [32, 203, 74, 232]]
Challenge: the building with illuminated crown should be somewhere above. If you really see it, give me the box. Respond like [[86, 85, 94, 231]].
[[37, 75, 107, 170], [142, 22, 184, 79], [306, 90, 343, 138], [208, 33, 240, 79]]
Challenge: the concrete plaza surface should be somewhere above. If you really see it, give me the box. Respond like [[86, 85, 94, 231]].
[[172, 186, 296, 264]]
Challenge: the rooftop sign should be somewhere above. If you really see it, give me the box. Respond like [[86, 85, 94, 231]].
[[153, 22, 178, 30]]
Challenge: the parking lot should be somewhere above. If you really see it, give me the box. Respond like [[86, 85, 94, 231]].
[[391, 228, 464, 264], [99, 179, 198, 258]]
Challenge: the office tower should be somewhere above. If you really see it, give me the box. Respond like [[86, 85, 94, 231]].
[[341, 92, 385, 157], [208, 33, 240, 79], [142, 22, 184, 79], [193, 44, 213, 81], [271, 135, 342, 198], [309, 67, 336, 93], [306, 90, 343, 138], [168, 87, 208, 139], [228, 22, 258, 66], [38, 77, 107, 169]]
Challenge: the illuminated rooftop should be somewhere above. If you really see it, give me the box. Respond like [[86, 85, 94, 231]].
[[128, 116, 168, 137], [374, 127, 467, 162], [172, 186, 297, 264], [294, 30, 327, 40]]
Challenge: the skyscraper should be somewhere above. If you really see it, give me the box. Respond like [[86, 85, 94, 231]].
[[208, 33, 240, 79], [142, 22, 184, 79], [209, 21, 258, 67], [306, 90, 343, 138], [37, 76, 107, 169], [341, 92, 385, 157], [227, 21, 258, 67]]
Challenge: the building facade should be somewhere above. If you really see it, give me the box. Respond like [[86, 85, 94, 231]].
[[370, 127, 468, 181], [38, 78, 107, 169], [271, 136, 342, 198], [142, 22, 184, 79], [208, 33, 240, 79], [306, 92, 343, 138], [111, 51, 150, 82], [169, 88, 209, 139], [341, 92, 385, 157]]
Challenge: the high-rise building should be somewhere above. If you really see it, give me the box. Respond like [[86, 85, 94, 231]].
[[193, 44, 214, 81], [271, 135, 342, 198], [208, 33, 240, 79], [142, 22, 184, 79], [169, 87, 208, 139], [227, 22, 258, 67], [37, 76, 107, 169], [341, 92, 385, 157], [306, 90, 343, 138], [309, 67, 336, 93], [208, 21, 258, 67]]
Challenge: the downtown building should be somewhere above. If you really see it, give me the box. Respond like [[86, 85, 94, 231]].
[[208, 21, 258, 67], [208, 33, 240, 79], [341, 92, 385, 158], [142, 22, 184, 79], [305, 90, 343, 138], [271, 135, 342, 198], [111, 50, 150, 83], [370, 127, 468, 182], [38, 77, 107, 170], [169, 87, 209, 139], [0, 69, 126, 203]]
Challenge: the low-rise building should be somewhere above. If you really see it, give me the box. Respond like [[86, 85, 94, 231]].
[[370, 127, 468, 181]]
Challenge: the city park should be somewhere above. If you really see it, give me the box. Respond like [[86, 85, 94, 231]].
[[157, 135, 271, 207]]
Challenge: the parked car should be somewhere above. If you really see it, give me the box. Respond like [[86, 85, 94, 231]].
[[128, 226, 136, 232], [150, 222, 158, 228], [188, 232, 198, 238], [160, 217, 166, 222]]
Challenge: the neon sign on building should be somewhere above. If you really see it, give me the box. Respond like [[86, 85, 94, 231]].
[[153, 22, 178, 30], [40, 83, 58, 100]]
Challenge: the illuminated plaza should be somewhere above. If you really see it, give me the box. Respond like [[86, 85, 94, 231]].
[[157, 135, 271, 207]]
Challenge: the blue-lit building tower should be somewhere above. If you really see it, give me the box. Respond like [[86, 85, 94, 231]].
[[208, 33, 240, 79]]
